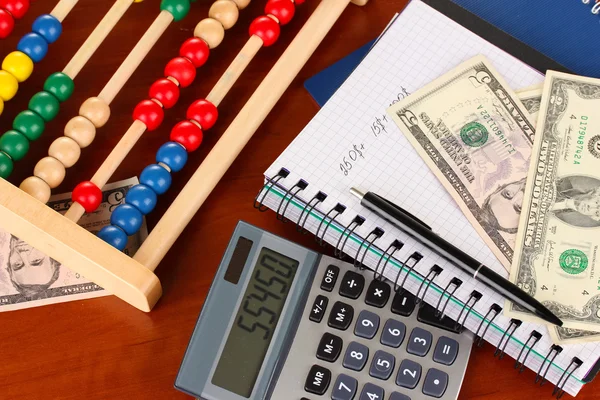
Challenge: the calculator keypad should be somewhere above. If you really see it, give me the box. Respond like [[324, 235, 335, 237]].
[[274, 257, 472, 400]]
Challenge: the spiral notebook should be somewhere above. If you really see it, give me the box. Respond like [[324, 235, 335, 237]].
[[255, 0, 600, 397]]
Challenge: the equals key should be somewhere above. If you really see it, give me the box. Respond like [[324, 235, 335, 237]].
[[310, 295, 329, 323]]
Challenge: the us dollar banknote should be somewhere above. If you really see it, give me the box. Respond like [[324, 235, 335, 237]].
[[0, 178, 147, 312], [387, 55, 535, 272], [517, 87, 542, 124], [507, 71, 600, 333]]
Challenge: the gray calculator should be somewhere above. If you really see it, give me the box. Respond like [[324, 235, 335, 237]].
[[175, 221, 473, 400]]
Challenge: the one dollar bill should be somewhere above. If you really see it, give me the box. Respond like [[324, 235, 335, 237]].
[[507, 71, 600, 332], [0, 177, 147, 312], [387, 55, 535, 272]]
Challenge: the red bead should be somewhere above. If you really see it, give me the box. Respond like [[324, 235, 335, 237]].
[[170, 120, 203, 152], [179, 37, 210, 68], [0, 9, 14, 38], [249, 16, 280, 47], [265, 0, 295, 25], [133, 99, 164, 131], [0, 0, 29, 19], [164, 57, 196, 88], [72, 181, 102, 213], [186, 99, 218, 130], [149, 78, 179, 109]]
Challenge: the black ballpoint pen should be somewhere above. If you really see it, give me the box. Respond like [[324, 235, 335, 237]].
[[350, 187, 563, 327]]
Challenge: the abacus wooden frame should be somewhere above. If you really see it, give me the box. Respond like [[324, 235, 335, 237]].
[[0, 0, 368, 312]]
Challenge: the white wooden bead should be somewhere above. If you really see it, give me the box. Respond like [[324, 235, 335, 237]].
[[232, 0, 251, 9], [194, 18, 225, 49], [64, 116, 96, 148], [20, 176, 51, 203], [79, 97, 111, 128], [209, 0, 239, 30], [34, 156, 66, 189], [48, 137, 81, 168]]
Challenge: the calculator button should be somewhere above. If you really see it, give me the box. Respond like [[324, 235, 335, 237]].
[[339, 270, 365, 299], [331, 374, 358, 400], [364, 279, 391, 308], [359, 383, 385, 400], [380, 319, 406, 348], [305, 365, 331, 395], [369, 350, 395, 380], [316, 333, 343, 363], [422, 368, 448, 398], [396, 359, 422, 389], [328, 301, 354, 330], [343, 341, 369, 371], [321, 265, 340, 292], [433, 336, 459, 366], [354, 310, 380, 339], [389, 392, 411, 400], [391, 290, 417, 316], [406, 327, 433, 357], [310, 295, 329, 323]]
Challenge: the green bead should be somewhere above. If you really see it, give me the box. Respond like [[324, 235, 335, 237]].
[[160, 0, 190, 21], [29, 91, 60, 122], [0, 151, 13, 179], [43, 72, 74, 103], [0, 130, 29, 161], [13, 110, 45, 141]]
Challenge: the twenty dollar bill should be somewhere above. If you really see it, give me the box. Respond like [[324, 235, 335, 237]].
[[508, 71, 600, 331], [387, 55, 535, 272], [0, 178, 147, 312]]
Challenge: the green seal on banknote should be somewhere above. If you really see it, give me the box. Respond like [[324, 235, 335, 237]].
[[460, 121, 488, 147], [559, 249, 589, 275]]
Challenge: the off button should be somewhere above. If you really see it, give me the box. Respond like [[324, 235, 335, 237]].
[[320, 265, 339, 292]]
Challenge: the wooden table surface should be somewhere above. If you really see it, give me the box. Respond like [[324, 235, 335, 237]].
[[0, 0, 596, 399]]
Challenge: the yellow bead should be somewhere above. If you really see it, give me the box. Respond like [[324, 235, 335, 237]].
[[209, 0, 239, 30], [0, 98, 3, 115], [34, 156, 66, 189], [2, 51, 34, 83], [20, 176, 51, 203], [0, 70, 18, 101]]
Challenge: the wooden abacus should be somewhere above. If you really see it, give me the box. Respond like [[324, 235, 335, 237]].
[[0, 0, 368, 312], [0, 0, 35, 40]]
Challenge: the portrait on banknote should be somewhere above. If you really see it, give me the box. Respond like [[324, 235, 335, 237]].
[[551, 175, 600, 228]]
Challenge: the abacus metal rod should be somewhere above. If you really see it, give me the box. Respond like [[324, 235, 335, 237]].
[[135, 0, 356, 271], [64, 35, 263, 222], [50, 0, 79, 22], [62, 0, 135, 79]]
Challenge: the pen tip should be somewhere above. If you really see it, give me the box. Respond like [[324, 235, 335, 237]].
[[350, 187, 365, 200]]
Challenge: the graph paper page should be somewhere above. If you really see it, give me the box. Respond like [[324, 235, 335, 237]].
[[264, 0, 597, 394]]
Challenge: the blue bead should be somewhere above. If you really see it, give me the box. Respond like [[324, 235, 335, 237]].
[[97, 225, 128, 251], [32, 15, 62, 44], [140, 164, 172, 195], [125, 184, 157, 215], [110, 204, 143, 236], [156, 141, 188, 172], [17, 33, 49, 63]]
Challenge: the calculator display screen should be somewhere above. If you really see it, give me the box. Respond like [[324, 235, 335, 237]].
[[211, 247, 299, 397]]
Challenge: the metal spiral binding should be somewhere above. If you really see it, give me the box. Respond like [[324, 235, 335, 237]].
[[393, 252, 424, 292], [334, 215, 365, 258], [454, 290, 482, 331], [583, 0, 600, 14], [416, 265, 443, 304], [434, 277, 462, 319], [473, 303, 502, 347], [354, 227, 384, 270], [514, 330, 542, 373], [494, 318, 522, 359], [254, 168, 290, 211], [553, 357, 583, 399], [315, 203, 346, 246], [276, 180, 308, 221], [373, 239, 403, 281], [535, 345, 563, 386], [297, 191, 327, 233]]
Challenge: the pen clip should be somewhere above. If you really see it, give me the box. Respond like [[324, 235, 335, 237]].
[[374, 194, 432, 231]]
